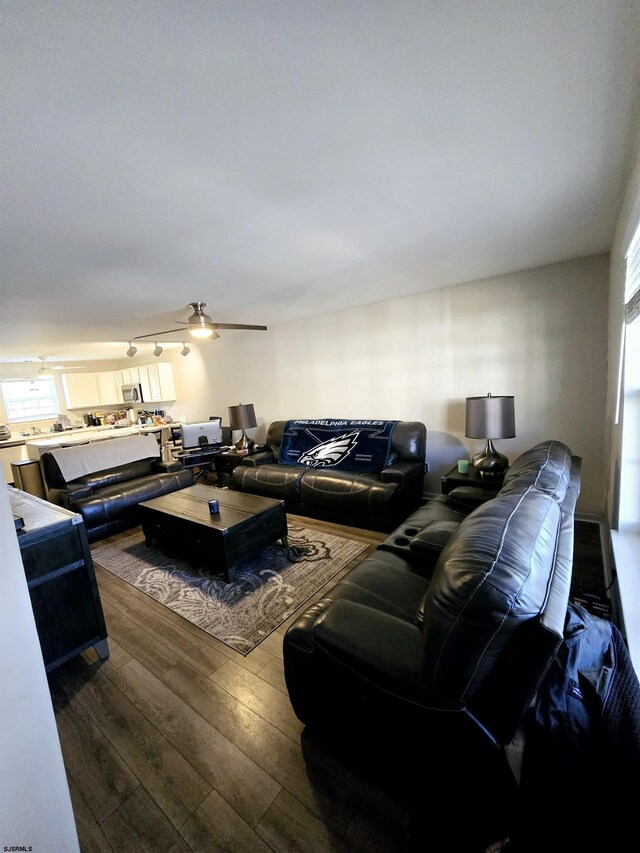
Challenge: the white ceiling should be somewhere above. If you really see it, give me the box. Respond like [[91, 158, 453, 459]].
[[1, 0, 640, 363]]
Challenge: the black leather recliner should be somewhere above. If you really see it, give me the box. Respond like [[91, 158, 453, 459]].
[[282, 441, 581, 845], [231, 420, 427, 531]]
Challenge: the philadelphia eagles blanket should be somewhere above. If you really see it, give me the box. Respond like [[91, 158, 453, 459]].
[[278, 419, 400, 473]]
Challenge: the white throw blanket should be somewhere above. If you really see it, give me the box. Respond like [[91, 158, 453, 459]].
[[50, 434, 160, 483]]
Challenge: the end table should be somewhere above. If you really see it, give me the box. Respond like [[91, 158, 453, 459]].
[[441, 464, 505, 495]]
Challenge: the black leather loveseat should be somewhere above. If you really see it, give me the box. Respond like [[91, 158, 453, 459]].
[[41, 434, 192, 542], [231, 419, 426, 531], [282, 440, 581, 846]]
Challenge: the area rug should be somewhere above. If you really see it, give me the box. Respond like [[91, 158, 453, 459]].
[[91, 524, 368, 655]]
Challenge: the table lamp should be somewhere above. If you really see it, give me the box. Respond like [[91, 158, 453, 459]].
[[465, 393, 516, 478], [228, 403, 257, 452]]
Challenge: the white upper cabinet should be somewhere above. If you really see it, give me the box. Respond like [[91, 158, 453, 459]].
[[95, 371, 122, 405], [61, 373, 101, 409], [62, 363, 176, 408], [150, 363, 176, 401], [130, 363, 176, 403], [119, 367, 136, 386]]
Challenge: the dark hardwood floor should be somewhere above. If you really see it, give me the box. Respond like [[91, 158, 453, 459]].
[[49, 515, 418, 853], [49, 513, 607, 852]]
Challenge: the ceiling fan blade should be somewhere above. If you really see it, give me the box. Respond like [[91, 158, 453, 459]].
[[132, 328, 185, 340], [211, 323, 268, 331]]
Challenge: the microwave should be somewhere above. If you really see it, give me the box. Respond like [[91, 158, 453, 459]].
[[121, 383, 144, 403]]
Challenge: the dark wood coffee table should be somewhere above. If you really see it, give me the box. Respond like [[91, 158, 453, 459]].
[[138, 484, 288, 583]]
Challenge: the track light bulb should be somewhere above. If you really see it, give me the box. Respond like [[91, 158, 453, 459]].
[[126, 342, 137, 357], [180, 343, 190, 356], [153, 342, 163, 357]]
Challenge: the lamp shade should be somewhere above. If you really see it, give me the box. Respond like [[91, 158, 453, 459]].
[[228, 403, 257, 431], [465, 394, 515, 439]]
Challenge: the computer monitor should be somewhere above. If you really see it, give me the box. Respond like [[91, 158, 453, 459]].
[[180, 419, 222, 450]]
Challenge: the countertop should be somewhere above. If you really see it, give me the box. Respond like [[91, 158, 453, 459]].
[[0, 422, 175, 452]]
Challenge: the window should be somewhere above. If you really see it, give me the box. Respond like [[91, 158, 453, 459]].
[[0, 379, 60, 422], [618, 221, 640, 534]]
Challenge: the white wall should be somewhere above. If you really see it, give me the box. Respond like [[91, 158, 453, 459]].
[[176, 254, 609, 514], [0, 486, 79, 851]]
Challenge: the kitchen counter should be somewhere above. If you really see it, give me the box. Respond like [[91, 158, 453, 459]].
[[24, 423, 171, 459], [1, 424, 178, 481]]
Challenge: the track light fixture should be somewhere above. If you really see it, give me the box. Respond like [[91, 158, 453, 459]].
[[180, 342, 190, 356], [153, 342, 163, 358], [126, 342, 137, 358]]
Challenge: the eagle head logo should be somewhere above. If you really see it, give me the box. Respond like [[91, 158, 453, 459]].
[[298, 431, 360, 468]]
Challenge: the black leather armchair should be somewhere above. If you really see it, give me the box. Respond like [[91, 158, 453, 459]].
[[232, 420, 426, 531]]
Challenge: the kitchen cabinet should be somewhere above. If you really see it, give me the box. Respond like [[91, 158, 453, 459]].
[[96, 370, 122, 405], [122, 363, 176, 403], [120, 367, 137, 386], [156, 363, 176, 400], [62, 363, 176, 408], [61, 372, 101, 408], [137, 365, 152, 403], [144, 363, 176, 402]]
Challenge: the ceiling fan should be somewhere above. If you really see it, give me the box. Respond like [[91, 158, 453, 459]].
[[132, 302, 268, 342], [0, 357, 87, 382], [35, 356, 86, 376]]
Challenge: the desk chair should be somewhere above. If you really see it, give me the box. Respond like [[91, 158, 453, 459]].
[[209, 416, 232, 447]]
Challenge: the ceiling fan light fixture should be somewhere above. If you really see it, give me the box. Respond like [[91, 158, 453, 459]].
[[187, 301, 217, 338], [189, 326, 214, 338], [126, 342, 137, 358], [180, 343, 190, 356], [153, 342, 163, 357]]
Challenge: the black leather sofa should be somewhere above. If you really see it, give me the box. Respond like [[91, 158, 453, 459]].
[[282, 441, 581, 846], [41, 436, 192, 542], [231, 420, 427, 531]]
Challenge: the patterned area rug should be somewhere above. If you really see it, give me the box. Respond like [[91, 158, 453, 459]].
[[91, 524, 368, 655]]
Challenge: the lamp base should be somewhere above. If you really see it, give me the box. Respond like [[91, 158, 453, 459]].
[[234, 431, 254, 453], [471, 439, 509, 479]]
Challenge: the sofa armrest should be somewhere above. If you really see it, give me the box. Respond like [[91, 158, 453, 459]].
[[241, 450, 275, 467], [448, 485, 499, 513], [380, 460, 424, 486], [288, 598, 439, 706], [409, 520, 460, 557], [47, 483, 93, 510], [152, 459, 183, 474]]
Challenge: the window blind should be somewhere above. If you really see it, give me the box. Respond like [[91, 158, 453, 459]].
[[625, 224, 640, 323]]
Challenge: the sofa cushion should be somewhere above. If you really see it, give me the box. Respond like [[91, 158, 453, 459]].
[[300, 469, 399, 514], [232, 463, 306, 504], [326, 549, 431, 625], [500, 440, 573, 503]]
